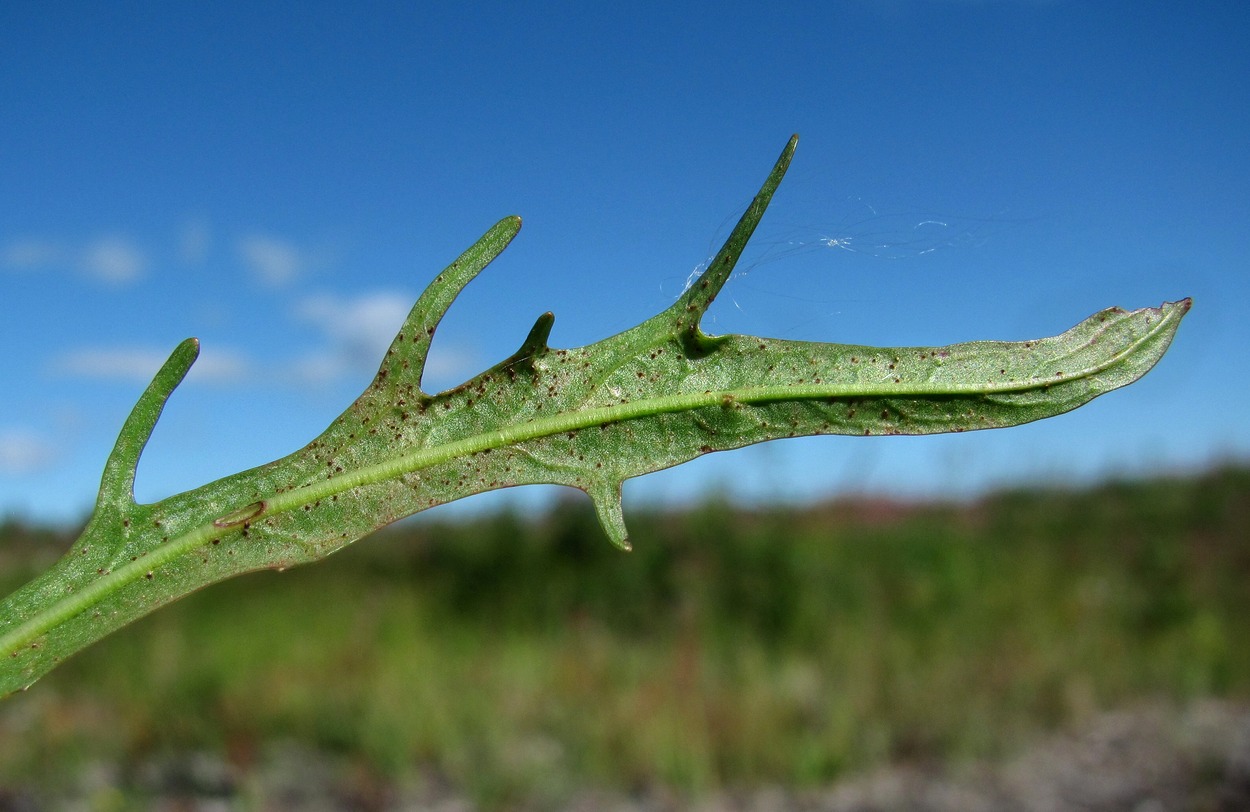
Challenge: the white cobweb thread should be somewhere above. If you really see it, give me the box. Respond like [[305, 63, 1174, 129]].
[[744, 196, 1003, 270], [679, 196, 1006, 298], [672, 195, 1018, 335]]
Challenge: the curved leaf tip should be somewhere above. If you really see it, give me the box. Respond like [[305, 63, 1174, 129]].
[[672, 134, 797, 344], [97, 337, 200, 511], [380, 216, 522, 394]]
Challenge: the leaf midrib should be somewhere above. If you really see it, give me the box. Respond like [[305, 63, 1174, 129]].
[[0, 307, 1172, 658]]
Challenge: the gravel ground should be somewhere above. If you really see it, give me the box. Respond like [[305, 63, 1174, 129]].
[[5, 701, 1249, 811]]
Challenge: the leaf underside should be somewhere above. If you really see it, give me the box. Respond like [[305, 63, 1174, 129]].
[[0, 135, 1190, 696]]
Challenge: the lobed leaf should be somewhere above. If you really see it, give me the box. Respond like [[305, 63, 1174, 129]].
[[0, 136, 1190, 696]]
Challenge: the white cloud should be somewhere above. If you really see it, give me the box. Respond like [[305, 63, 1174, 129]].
[[51, 348, 170, 383], [0, 429, 57, 476], [81, 236, 146, 284], [289, 291, 414, 385], [49, 345, 251, 386], [289, 291, 477, 388], [1, 238, 64, 271], [238, 235, 302, 287], [419, 344, 479, 391], [179, 218, 211, 265], [2, 235, 146, 284], [296, 291, 414, 361], [184, 347, 252, 384]]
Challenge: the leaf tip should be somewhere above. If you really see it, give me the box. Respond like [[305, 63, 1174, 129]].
[[672, 135, 797, 334], [516, 311, 555, 359], [173, 336, 201, 369], [96, 337, 201, 510], [386, 218, 526, 395], [588, 482, 633, 552]]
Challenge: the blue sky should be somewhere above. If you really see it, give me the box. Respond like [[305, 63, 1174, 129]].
[[1, 1, 1246, 524]]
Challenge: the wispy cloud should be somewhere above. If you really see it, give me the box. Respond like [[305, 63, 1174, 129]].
[[289, 291, 477, 388], [1, 238, 64, 271], [178, 218, 211, 265], [289, 291, 413, 384], [296, 292, 414, 362], [81, 236, 146, 284], [42, 291, 453, 392], [2, 235, 147, 285], [50, 347, 170, 383], [5, 225, 325, 289], [0, 428, 57, 476], [238, 235, 303, 287], [49, 345, 252, 386], [185, 347, 252, 385]]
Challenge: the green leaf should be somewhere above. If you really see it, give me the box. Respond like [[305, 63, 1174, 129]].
[[0, 135, 1190, 696]]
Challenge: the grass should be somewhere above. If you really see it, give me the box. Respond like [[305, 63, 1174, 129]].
[[1, 463, 1248, 807]]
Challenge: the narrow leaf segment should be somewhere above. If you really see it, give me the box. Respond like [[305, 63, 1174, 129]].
[[0, 135, 1190, 696]]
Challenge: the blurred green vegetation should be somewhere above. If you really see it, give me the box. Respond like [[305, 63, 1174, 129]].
[[1, 464, 1248, 806]]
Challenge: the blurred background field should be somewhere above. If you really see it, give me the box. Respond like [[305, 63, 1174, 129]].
[[1, 464, 1247, 809]]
